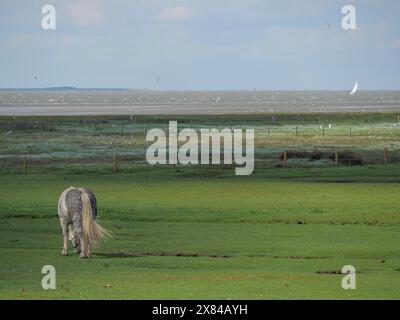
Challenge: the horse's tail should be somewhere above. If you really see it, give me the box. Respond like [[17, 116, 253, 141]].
[[82, 193, 111, 250]]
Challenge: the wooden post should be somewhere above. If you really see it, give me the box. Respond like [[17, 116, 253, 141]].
[[267, 126, 270, 136], [144, 124, 146, 136], [349, 127, 352, 137], [296, 126, 299, 137], [334, 150, 339, 166], [322, 127, 324, 137], [384, 148, 388, 165], [283, 150, 288, 166], [22, 154, 27, 175], [113, 152, 118, 173]]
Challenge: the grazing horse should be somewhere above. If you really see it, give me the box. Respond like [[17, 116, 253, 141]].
[[58, 187, 111, 258]]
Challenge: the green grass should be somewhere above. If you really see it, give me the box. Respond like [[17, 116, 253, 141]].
[[1, 171, 399, 299], [1, 113, 400, 173], [1, 113, 400, 299]]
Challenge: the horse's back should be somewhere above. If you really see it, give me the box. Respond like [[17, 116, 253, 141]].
[[58, 187, 97, 219], [58, 186, 76, 219], [65, 188, 83, 216]]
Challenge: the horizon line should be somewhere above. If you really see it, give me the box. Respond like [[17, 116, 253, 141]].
[[1, 87, 400, 92]]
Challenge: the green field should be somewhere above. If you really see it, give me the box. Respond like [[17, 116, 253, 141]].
[[1, 113, 400, 299], [0, 167, 400, 299], [1, 112, 400, 174]]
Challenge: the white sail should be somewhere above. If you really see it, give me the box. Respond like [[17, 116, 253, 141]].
[[350, 81, 358, 95]]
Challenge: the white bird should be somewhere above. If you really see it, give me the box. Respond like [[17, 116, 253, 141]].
[[5, 130, 12, 136], [328, 124, 333, 129], [350, 81, 358, 95], [319, 124, 324, 130], [216, 97, 221, 103]]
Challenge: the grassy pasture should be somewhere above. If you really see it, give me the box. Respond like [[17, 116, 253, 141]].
[[1, 113, 400, 177], [0, 170, 399, 299], [0, 112, 400, 299]]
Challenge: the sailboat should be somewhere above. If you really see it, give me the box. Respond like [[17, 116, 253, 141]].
[[350, 81, 358, 95]]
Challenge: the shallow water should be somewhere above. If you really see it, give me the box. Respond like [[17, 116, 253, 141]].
[[0, 90, 399, 115]]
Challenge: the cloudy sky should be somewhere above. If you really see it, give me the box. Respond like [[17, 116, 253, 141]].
[[0, 0, 399, 90]]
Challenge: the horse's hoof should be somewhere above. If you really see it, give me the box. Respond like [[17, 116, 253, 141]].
[[61, 250, 68, 256], [80, 255, 88, 259]]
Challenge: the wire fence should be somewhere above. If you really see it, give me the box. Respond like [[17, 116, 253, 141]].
[[1, 120, 400, 174], [1, 119, 400, 137], [1, 148, 399, 175]]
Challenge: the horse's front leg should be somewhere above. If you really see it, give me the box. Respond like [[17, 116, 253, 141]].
[[79, 234, 89, 259], [60, 219, 69, 256]]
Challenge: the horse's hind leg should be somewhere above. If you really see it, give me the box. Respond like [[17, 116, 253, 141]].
[[79, 231, 92, 258], [79, 234, 90, 259], [68, 224, 81, 254], [60, 218, 69, 256], [72, 219, 88, 259]]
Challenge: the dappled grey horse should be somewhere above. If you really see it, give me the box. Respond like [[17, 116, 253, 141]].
[[58, 187, 110, 258]]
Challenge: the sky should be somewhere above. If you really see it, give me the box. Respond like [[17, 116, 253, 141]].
[[0, 0, 399, 90]]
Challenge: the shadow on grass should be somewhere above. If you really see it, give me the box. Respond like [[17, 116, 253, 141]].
[[95, 251, 234, 259], [95, 252, 140, 259]]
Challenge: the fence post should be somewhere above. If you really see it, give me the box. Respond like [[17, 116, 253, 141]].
[[283, 150, 288, 166], [267, 126, 270, 136], [335, 150, 339, 166], [384, 148, 388, 165], [113, 152, 119, 173], [296, 126, 298, 137], [22, 154, 27, 175], [349, 127, 352, 137]]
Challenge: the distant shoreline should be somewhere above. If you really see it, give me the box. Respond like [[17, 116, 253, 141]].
[[0, 87, 132, 92], [1, 88, 400, 93]]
